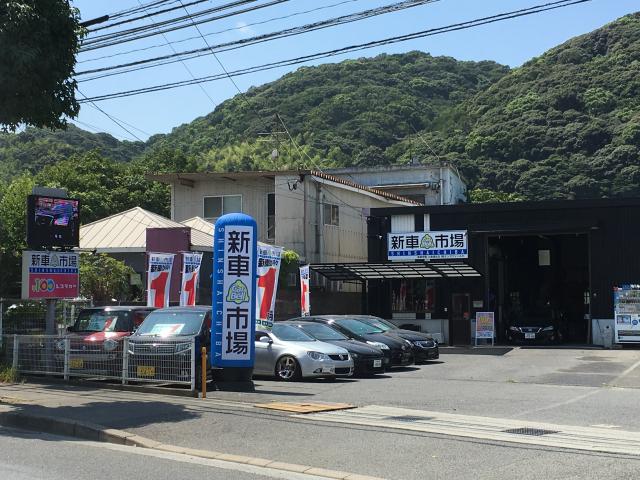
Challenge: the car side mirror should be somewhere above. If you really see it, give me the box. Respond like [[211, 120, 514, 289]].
[[259, 337, 273, 344]]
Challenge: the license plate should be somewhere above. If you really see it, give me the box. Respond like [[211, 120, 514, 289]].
[[322, 366, 335, 374], [373, 359, 382, 368], [137, 365, 155, 377], [525, 333, 536, 339], [69, 358, 83, 369]]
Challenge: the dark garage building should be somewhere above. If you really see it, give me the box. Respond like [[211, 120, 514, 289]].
[[358, 198, 640, 346]]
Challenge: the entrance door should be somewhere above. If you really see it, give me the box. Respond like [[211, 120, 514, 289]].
[[451, 293, 471, 345]]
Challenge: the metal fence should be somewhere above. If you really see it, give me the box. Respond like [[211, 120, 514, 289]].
[[2, 335, 196, 391], [0, 298, 93, 336]]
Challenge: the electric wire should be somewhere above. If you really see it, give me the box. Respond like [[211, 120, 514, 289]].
[[77, 89, 145, 141], [77, 0, 362, 65], [76, 0, 439, 78], [77, 0, 591, 103], [80, 0, 290, 52], [89, 0, 211, 32]]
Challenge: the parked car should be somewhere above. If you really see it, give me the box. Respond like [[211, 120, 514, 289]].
[[353, 316, 439, 362], [506, 315, 561, 344], [56, 306, 155, 374], [254, 324, 354, 381], [300, 316, 414, 368], [128, 306, 211, 387], [281, 320, 385, 375]]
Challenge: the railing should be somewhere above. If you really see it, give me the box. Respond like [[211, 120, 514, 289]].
[[2, 335, 196, 391]]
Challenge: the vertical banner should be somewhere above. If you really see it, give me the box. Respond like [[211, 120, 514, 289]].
[[300, 265, 310, 317], [180, 252, 203, 306], [212, 213, 257, 368], [147, 253, 175, 308], [256, 243, 283, 331]]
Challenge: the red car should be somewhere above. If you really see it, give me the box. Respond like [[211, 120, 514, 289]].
[[56, 306, 155, 375]]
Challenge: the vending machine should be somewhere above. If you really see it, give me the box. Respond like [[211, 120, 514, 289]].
[[614, 285, 640, 343]]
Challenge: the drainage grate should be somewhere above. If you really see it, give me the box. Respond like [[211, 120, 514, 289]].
[[503, 427, 559, 436], [387, 415, 432, 423]]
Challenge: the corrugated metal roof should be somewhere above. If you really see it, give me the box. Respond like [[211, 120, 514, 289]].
[[80, 207, 212, 252], [181, 216, 214, 236]]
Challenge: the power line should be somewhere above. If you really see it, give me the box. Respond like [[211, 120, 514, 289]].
[[136, 0, 217, 107], [80, 0, 290, 52], [77, 89, 145, 141], [77, 0, 362, 65], [76, 0, 439, 79], [89, 0, 211, 32], [78, 0, 591, 103]]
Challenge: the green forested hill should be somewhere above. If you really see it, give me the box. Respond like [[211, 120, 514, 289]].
[[1, 13, 639, 201], [0, 124, 145, 180], [148, 52, 509, 169]]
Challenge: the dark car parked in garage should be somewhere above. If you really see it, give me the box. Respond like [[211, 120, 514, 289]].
[[300, 315, 414, 368], [506, 315, 561, 344], [353, 316, 439, 362], [282, 320, 386, 375]]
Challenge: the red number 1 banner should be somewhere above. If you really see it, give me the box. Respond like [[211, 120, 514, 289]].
[[256, 243, 283, 331], [180, 252, 203, 306], [147, 253, 175, 308]]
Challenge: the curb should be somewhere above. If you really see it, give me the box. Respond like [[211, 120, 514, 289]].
[[0, 410, 384, 480]]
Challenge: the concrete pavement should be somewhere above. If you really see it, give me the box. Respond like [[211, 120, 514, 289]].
[[3, 348, 640, 479]]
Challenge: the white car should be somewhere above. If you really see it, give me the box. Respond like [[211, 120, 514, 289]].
[[254, 324, 354, 381]]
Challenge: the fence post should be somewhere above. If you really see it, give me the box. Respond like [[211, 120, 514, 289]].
[[190, 337, 196, 392], [12, 334, 19, 370], [63, 337, 70, 381], [122, 337, 129, 385]]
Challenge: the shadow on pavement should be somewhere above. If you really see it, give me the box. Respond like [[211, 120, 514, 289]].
[[1, 399, 200, 433]]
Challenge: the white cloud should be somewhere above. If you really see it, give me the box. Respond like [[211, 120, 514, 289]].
[[235, 21, 254, 36]]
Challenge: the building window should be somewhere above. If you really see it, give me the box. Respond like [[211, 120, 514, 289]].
[[267, 192, 275, 240], [203, 195, 242, 220], [392, 279, 436, 314], [287, 272, 297, 287], [323, 203, 339, 226]]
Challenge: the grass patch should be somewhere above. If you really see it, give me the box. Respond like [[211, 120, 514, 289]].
[[0, 363, 20, 383]]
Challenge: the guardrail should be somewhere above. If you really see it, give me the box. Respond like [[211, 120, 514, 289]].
[[2, 335, 196, 391]]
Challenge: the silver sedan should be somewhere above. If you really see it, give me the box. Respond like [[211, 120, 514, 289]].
[[254, 324, 354, 381]]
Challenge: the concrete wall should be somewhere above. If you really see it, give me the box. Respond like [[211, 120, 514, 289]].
[[327, 165, 467, 205], [171, 176, 274, 242]]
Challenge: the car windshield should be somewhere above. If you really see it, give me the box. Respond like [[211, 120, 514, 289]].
[[74, 311, 131, 333], [360, 318, 395, 332], [136, 311, 205, 337], [299, 323, 348, 341], [272, 324, 316, 342], [335, 318, 385, 335]]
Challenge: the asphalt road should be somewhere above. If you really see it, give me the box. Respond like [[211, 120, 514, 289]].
[[0, 426, 334, 480], [5, 348, 640, 480]]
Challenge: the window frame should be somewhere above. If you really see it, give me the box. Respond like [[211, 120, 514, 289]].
[[202, 194, 243, 220], [323, 203, 339, 226], [267, 192, 275, 240]]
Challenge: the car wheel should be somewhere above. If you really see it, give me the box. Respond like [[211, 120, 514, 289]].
[[275, 355, 300, 381]]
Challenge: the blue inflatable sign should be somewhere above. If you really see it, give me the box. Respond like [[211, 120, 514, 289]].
[[212, 213, 257, 368]]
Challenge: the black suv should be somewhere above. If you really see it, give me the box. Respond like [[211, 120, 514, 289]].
[[128, 306, 211, 387]]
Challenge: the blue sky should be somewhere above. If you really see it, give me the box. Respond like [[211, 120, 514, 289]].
[[72, 0, 639, 141]]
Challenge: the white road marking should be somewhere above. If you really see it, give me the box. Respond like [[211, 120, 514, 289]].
[[300, 405, 640, 456], [611, 357, 640, 384]]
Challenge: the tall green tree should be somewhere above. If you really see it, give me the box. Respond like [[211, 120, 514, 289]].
[[79, 254, 135, 304], [0, 1, 83, 130]]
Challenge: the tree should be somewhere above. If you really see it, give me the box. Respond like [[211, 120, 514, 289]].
[[0, 1, 82, 131], [0, 174, 35, 295], [468, 189, 524, 203], [79, 254, 135, 304]]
